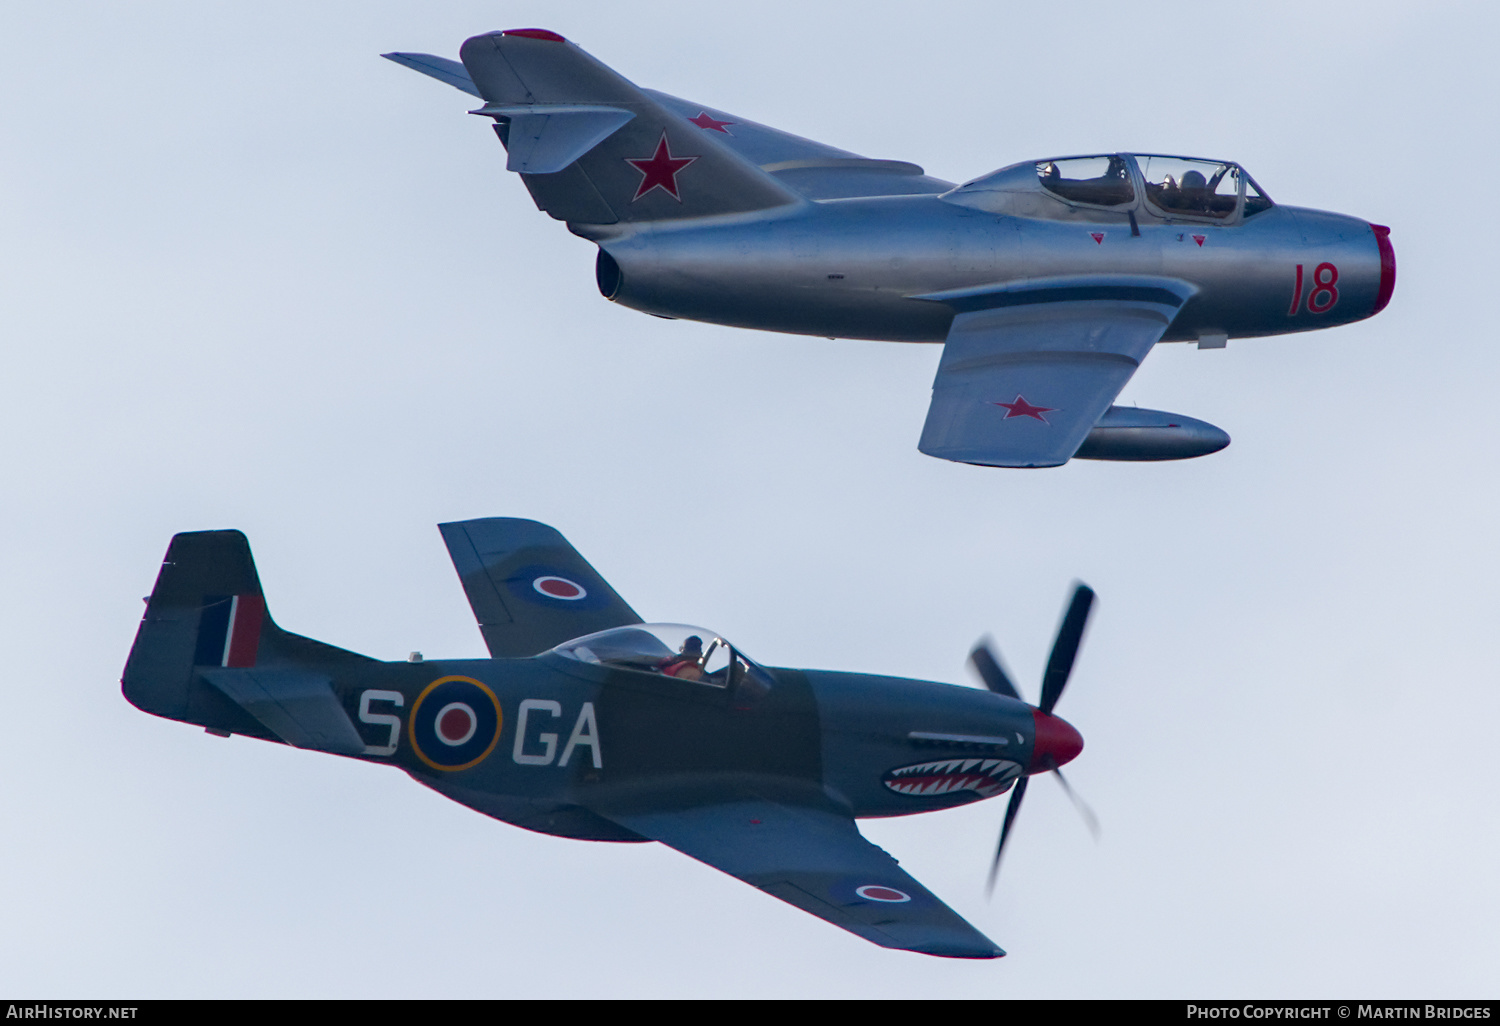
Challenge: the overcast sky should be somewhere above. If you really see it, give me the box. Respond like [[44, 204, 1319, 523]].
[[2, 1, 1496, 999]]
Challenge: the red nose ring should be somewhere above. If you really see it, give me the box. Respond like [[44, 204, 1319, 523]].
[[1029, 709, 1083, 772], [1371, 224, 1396, 316]]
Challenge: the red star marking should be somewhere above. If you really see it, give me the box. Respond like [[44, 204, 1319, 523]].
[[993, 395, 1057, 422], [689, 111, 735, 133], [626, 131, 698, 202]]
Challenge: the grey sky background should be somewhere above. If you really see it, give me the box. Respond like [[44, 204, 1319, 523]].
[[2, 1, 1496, 998]]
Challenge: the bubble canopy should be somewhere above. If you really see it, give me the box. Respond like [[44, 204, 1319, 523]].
[[551, 623, 776, 694], [947, 152, 1275, 222]]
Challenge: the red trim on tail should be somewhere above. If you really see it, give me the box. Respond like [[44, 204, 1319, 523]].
[[224, 594, 264, 668], [502, 28, 566, 42]]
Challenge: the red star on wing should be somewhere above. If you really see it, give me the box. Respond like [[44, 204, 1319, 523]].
[[689, 111, 735, 134], [626, 131, 698, 202], [992, 395, 1057, 422]]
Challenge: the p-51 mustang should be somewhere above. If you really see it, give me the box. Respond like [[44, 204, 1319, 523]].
[[123, 518, 1097, 958], [385, 30, 1395, 468]]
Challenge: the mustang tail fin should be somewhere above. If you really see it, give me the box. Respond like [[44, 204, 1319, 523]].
[[445, 29, 799, 226], [122, 531, 374, 742]]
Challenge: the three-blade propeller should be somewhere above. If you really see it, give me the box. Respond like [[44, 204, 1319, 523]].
[[969, 583, 1097, 894]]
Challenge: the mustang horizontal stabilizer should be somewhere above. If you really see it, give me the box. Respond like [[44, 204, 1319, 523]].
[[597, 797, 1005, 959], [917, 276, 1197, 467], [439, 517, 643, 659], [202, 669, 366, 756]]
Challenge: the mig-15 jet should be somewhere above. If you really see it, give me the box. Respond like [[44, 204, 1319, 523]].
[[385, 30, 1395, 468], [123, 518, 1098, 958]]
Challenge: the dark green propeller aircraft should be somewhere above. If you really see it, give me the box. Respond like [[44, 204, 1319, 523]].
[[123, 518, 1095, 959]]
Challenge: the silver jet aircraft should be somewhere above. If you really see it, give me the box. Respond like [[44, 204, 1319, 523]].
[[386, 29, 1396, 468]]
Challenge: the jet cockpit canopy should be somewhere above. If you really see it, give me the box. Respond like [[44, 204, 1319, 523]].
[[942, 153, 1273, 223]]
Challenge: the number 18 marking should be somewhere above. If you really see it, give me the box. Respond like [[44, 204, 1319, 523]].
[[1289, 262, 1339, 315]]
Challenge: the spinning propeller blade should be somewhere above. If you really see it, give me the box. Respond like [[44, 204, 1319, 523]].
[[1049, 761, 1101, 841], [987, 775, 1029, 895], [969, 637, 1022, 700], [976, 583, 1098, 895], [1039, 583, 1094, 716]]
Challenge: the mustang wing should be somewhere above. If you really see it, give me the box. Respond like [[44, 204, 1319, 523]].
[[916, 276, 1197, 468], [439, 518, 643, 659], [596, 797, 1004, 959]]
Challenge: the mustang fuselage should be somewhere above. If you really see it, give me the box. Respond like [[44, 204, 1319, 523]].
[[127, 641, 1059, 843]]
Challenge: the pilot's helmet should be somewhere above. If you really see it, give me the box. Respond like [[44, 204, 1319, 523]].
[[682, 635, 704, 653], [1181, 170, 1207, 191]]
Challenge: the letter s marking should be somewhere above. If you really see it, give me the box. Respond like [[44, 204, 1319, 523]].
[[359, 689, 404, 756]]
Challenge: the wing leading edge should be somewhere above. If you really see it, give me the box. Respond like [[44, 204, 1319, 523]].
[[917, 276, 1197, 467], [439, 518, 643, 659], [594, 796, 1004, 959]]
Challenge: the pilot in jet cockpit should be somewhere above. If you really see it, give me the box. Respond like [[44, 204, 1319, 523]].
[[951, 152, 1276, 226]]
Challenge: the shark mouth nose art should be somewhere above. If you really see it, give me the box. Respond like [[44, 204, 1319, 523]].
[[883, 758, 1022, 798]]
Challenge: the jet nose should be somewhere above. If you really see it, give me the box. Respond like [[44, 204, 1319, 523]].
[[1029, 708, 1083, 772], [1370, 223, 1396, 315]]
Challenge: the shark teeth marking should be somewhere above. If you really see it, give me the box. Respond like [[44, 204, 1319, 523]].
[[882, 757, 1022, 799]]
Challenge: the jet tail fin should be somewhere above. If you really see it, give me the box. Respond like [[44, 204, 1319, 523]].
[[449, 29, 800, 225], [122, 530, 374, 744]]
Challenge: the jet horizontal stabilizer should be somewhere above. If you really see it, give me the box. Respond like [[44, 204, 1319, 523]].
[[469, 104, 636, 174], [453, 30, 800, 224], [380, 52, 480, 97]]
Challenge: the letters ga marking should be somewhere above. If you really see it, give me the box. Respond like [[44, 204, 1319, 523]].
[[513, 700, 603, 769]]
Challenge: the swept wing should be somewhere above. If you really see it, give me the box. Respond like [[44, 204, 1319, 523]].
[[917, 276, 1197, 467]]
